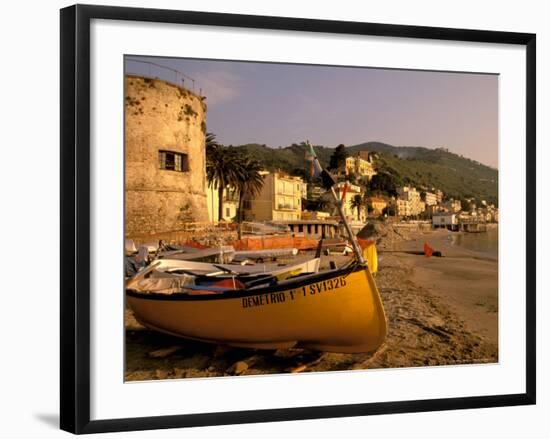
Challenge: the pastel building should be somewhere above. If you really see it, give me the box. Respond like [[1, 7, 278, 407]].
[[424, 191, 438, 206], [397, 186, 424, 216], [394, 199, 413, 217], [243, 171, 305, 221], [442, 199, 462, 213], [340, 151, 377, 181]]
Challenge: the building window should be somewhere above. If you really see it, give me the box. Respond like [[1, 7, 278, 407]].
[[159, 150, 189, 172], [225, 207, 231, 218]]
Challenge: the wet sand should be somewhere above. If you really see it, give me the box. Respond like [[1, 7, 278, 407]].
[[391, 229, 498, 344], [125, 228, 498, 380]]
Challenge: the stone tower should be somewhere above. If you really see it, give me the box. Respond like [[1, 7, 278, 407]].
[[125, 75, 209, 237]]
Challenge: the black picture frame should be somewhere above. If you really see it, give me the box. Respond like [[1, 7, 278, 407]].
[[60, 4, 536, 434]]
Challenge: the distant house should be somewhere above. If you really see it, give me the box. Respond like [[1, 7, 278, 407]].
[[397, 186, 424, 216], [441, 199, 462, 213], [432, 212, 458, 230], [367, 196, 387, 215], [337, 152, 377, 181], [394, 198, 412, 217], [424, 191, 438, 206]]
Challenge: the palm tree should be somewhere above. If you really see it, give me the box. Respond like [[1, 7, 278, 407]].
[[206, 143, 241, 222], [205, 132, 218, 154], [350, 194, 364, 221], [363, 191, 371, 219], [234, 156, 265, 239]]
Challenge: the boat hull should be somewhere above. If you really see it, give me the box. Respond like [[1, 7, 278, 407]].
[[127, 266, 387, 353]]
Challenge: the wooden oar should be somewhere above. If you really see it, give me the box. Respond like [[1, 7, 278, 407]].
[[212, 264, 240, 276]]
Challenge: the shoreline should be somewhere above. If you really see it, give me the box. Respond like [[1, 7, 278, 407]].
[[125, 226, 498, 380], [381, 228, 498, 348]]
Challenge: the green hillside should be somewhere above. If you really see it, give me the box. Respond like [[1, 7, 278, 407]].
[[230, 141, 498, 205], [349, 142, 498, 205]]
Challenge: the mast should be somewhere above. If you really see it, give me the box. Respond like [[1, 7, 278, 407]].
[[307, 141, 366, 265]]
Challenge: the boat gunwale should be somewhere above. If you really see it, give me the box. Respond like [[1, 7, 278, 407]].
[[126, 262, 363, 302]]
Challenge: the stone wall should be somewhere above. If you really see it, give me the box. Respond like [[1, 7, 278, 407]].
[[125, 75, 209, 237]]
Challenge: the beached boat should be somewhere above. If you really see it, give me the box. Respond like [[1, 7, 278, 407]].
[[157, 245, 235, 263], [127, 261, 386, 353], [233, 247, 298, 262], [152, 257, 321, 278]]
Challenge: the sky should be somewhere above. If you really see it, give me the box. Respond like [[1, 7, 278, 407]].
[[126, 56, 498, 168]]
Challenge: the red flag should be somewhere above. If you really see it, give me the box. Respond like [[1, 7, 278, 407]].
[[424, 242, 434, 257]]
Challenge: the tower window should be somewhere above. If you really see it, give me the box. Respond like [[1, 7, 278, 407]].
[[159, 150, 189, 172]]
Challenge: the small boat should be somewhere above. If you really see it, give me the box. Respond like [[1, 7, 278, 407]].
[[240, 221, 291, 235], [157, 245, 235, 263], [232, 247, 298, 262], [126, 261, 386, 353], [152, 257, 321, 278]]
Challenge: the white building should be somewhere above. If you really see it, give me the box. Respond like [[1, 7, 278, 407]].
[[432, 212, 458, 230]]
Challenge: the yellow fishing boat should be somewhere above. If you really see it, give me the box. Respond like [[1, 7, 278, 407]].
[[126, 142, 387, 354], [126, 261, 386, 353]]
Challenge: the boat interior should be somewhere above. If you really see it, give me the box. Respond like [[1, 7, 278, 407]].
[[127, 259, 361, 299]]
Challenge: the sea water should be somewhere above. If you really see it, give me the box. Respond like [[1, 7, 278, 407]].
[[451, 226, 498, 259]]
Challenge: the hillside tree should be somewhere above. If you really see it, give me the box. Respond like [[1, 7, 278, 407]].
[[329, 144, 348, 170]]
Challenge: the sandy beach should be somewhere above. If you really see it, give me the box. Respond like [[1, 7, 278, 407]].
[[125, 226, 498, 380]]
